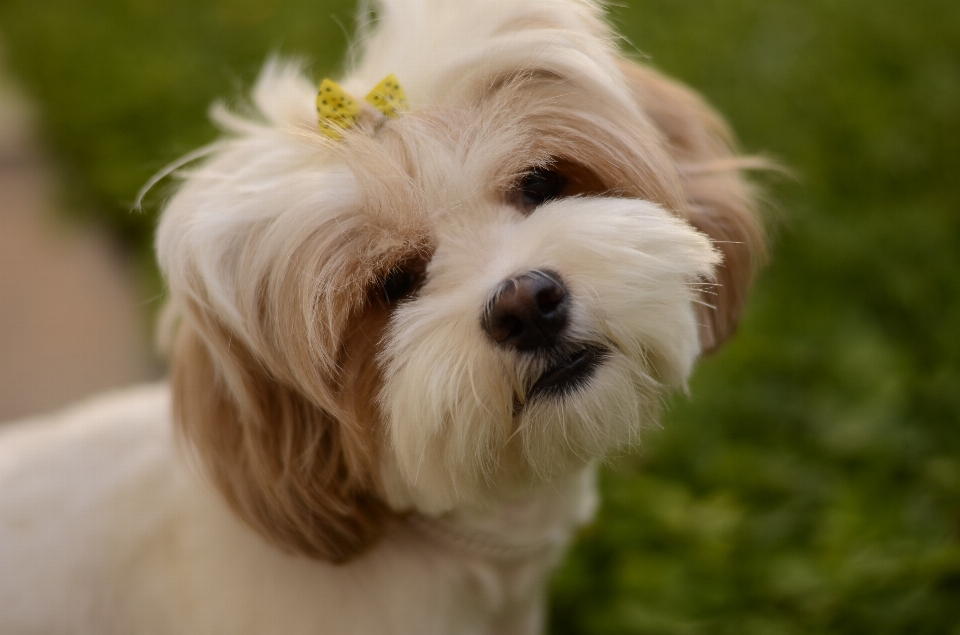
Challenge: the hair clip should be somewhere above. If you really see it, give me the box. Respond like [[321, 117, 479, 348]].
[[316, 73, 408, 139]]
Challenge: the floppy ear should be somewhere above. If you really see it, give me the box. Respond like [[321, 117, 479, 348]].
[[619, 61, 766, 352], [169, 302, 392, 564]]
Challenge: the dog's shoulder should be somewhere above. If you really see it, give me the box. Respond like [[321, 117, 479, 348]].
[[0, 385, 444, 634], [0, 384, 336, 633], [0, 385, 182, 631], [0, 383, 175, 503]]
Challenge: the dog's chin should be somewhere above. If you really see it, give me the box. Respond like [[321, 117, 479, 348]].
[[379, 343, 659, 516], [525, 345, 610, 403], [517, 347, 655, 449]]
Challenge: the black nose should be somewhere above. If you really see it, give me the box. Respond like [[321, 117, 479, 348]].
[[483, 270, 569, 350]]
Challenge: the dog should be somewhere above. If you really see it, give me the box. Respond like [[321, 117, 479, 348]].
[[0, 0, 763, 632]]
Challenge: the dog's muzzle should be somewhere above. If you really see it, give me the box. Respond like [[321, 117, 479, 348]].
[[483, 270, 608, 401]]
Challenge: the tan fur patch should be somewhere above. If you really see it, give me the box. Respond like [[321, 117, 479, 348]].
[[618, 60, 767, 351], [168, 159, 432, 561]]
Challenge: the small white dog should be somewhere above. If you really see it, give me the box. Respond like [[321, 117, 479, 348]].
[[0, 0, 763, 633]]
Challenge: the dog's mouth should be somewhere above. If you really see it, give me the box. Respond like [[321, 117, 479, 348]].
[[528, 345, 608, 401]]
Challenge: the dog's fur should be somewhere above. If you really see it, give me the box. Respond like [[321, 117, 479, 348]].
[[0, 1, 763, 633]]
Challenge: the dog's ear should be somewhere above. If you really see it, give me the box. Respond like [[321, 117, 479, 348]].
[[170, 304, 391, 564], [619, 61, 766, 352]]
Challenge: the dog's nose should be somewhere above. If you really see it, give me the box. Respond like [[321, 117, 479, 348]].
[[483, 270, 569, 350]]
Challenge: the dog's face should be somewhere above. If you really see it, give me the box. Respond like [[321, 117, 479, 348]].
[[156, 1, 762, 563]]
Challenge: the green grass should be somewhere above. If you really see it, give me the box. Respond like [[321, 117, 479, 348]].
[[2, 0, 958, 632]]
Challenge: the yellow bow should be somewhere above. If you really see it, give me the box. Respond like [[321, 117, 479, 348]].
[[316, 74, 408, 140]]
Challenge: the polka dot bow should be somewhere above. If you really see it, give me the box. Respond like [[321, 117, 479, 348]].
[[316, 74, 408, 140]]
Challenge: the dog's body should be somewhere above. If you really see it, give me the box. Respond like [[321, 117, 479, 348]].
[[0, 1, 763, 633], [1, 385, 593, 634]]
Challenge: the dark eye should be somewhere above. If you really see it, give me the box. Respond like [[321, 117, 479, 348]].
[[517, 168, 566, 209], [381, 268, 420, 304]]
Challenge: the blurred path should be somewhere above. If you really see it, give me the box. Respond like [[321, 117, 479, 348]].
[[0, 61, 158, 421]]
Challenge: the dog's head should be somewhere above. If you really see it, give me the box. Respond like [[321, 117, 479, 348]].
[[156, 0, 764, 563]]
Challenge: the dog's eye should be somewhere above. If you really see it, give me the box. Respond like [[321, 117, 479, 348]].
[[381, 269, 420, 304], [517, 168, 566, 210]]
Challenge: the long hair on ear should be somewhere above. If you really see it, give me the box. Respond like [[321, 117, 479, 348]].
[[619, 61, 768, 352], [170, 304, 393, 564], [162, 178, 419, 564]]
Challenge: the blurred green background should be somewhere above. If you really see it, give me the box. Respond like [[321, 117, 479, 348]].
[[1, 0, 958, 632]]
